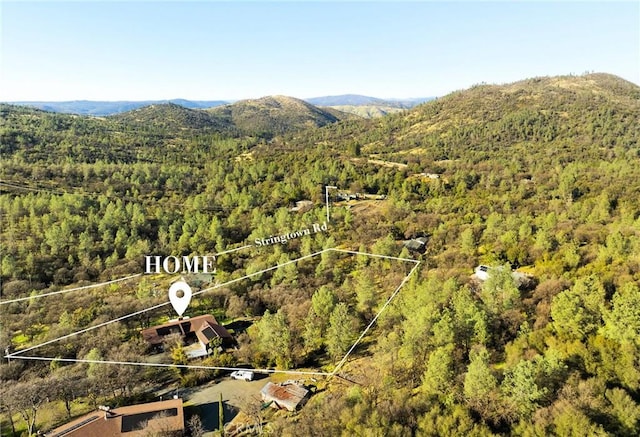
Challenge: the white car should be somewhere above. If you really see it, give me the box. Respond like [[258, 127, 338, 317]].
[[230, 370, 254, 381]]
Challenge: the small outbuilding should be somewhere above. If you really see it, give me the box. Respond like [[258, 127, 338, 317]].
[[260, 381, 310, 412], [474, 265, 491, 281], [473, 265, 536, 289], [290, 200, 314, 213]]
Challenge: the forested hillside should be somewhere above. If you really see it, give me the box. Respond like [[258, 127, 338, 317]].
[[110, 102, 236, 132], [5, 99, 228, 116], [206, 95, 356, 137], [1, 73, 639, 436]]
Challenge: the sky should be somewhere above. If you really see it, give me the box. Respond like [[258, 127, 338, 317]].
[[1, 1, 639, 101]]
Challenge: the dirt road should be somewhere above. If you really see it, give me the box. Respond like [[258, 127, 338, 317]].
[[181, 375, 271, 435]]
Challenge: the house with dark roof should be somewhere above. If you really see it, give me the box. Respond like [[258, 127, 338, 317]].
[[141, 314, 233, 358], [403, 236, 428, 253], [44, 398, 184, 437]]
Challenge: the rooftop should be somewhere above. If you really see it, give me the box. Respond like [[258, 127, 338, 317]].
[[45, 398, 184, 437], [261, 382, 310, 412], [141, 314, 232, 346]]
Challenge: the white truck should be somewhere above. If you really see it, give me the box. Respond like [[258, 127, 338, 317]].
[[230, 370, 255, 381]]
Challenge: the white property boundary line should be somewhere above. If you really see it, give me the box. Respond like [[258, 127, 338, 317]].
[[5, 248, 420, 378], [5, 249, 326, 357], [0, 246, 256, 306], [0, 274, 142, 305], [8, 357, 333, 377], [330, 259, 421, 377]]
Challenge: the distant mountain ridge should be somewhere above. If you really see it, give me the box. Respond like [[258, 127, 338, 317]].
[[306, 94, 434, 118], [5, 94, 433, 117], [6, 99, 229, 116], [305, 94, 433, 108]]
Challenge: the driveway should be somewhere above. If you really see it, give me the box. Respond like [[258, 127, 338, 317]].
[[182, 374, 271, 435]]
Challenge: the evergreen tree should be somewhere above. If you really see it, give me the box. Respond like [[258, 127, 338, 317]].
[[326, 303, 358, 361]]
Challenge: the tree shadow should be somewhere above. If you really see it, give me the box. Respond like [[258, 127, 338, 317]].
[[186, 402, 238, 432], [225, 319, 253, 334]]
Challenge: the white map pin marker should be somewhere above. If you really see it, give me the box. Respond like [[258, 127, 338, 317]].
[[168, 280, 192, 318]]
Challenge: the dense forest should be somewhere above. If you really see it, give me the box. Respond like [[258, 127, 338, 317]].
[[1, 73, 640, 436]]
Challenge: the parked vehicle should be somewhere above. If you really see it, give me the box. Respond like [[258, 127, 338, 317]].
[[230, 370, 254, 381]]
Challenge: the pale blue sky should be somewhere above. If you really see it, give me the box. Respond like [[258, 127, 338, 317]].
[[1, 1, 638, 101]]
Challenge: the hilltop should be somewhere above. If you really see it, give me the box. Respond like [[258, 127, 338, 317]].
[[110, 102, 234, 132], [0, 103, 243, 163], [0, 96, 354, 162], [295, 73, 639, 164], [110, 96, 358, 136], [206, 95, 356, 137]]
